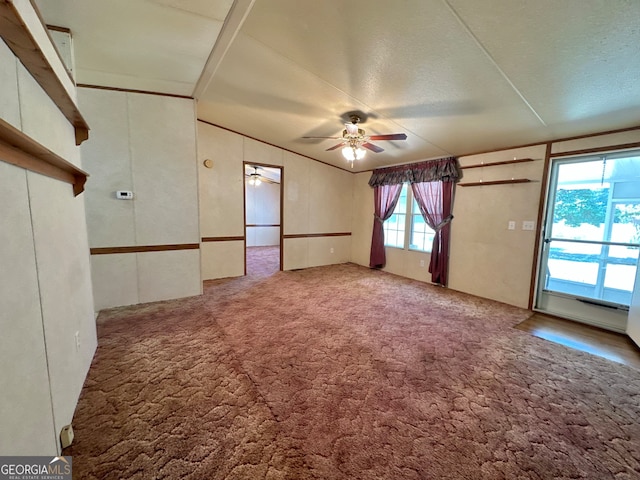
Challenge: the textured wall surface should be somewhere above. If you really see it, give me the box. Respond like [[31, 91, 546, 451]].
[[79, 88, 201, 310], [0, 33, 96, 455], [449, 145, 547, 308], [198, 122, 352, 279]]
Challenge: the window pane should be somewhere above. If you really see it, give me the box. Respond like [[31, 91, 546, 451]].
[[546, 240, 638, 305], [539, 153, 640, 309], [384, 185, 408, 248], [551, 156, 640, 243], [612, 202, 640, 245], [409, 198, 435, 251]]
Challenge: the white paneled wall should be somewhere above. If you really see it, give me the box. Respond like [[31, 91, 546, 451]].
[[1, 30, 95, 456], [27, 172, 97, 444], [0, 163, 57, 455], [246, 180, 280, 247], [79, 87, 201, 310], [198, 122, 353, 279]]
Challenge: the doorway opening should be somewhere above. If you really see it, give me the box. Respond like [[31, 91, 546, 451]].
[[243, 162, 283, 277], [534, 150, 640, 332]]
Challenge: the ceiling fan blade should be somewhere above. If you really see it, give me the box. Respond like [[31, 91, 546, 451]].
[[326, 142, 346, 151], [362, 142, 384, 153], [302, 136, 342, 139], [368, 133, 407, 141]]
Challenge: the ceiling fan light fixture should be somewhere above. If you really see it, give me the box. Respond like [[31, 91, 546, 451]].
[[342, 145, 366, 162], [248, 168, 262, 186]]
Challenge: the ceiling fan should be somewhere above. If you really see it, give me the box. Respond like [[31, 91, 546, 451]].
[[303, 114, 407, 166], [245, 166, 280, 186]]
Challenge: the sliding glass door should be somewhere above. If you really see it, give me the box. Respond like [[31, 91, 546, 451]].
[[535, 151, 640, 332]]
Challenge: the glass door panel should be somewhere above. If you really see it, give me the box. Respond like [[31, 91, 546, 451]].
[[535, 152, 640, 332]]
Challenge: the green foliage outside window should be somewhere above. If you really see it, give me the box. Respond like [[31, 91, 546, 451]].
[[553, 189, 609, 227], [553, 188, 640, 243]]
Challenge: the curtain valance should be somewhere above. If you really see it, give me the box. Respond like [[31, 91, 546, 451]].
[[368, 157, 460, 187]]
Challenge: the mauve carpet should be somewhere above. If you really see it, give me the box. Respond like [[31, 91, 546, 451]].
[[65, 256, 640, 479]]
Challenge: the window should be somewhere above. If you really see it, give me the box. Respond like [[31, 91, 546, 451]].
[[383, 184, 435, 252], [540, 152, 640, 306], [384, 184, 407, 248]]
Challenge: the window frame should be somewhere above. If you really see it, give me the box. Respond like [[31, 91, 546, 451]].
[[383, 183, 435, 253]]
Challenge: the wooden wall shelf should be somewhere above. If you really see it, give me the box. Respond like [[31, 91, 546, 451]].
[[0, 0, 89, 144], [460, 158, 534, 169], [0, 118, 88, 196], [458, 178, 532, 187]]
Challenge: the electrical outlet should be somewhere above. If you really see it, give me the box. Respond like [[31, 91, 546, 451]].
[[60, 424, 74, 449], [522, 221, 535, 231], [330, 247, 334, 254], [508, 221, 516, 230], [420, 260, 425, 267], [74, 331, 80, 352]]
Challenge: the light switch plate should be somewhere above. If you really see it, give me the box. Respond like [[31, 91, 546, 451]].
[[522, 221, 535, 231]]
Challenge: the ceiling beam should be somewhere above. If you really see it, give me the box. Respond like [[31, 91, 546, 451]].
[[192, 0, 255, 100]]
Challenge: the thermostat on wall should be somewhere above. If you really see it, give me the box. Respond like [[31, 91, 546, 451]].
[[116, 190, 133, 199]]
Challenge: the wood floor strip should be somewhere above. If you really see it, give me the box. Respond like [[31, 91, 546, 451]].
[[516, 313, 640, 369]]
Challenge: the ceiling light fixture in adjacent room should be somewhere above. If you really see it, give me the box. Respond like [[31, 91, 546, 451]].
[[248, 172, 262, 186]]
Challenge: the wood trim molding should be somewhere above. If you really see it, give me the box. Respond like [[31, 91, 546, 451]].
[[45, 24, 71, 34], [460, 158, 534, 169], [283, 232, 352, 239], [200, 118, 640, 177], [90, 244, 199, 255], [458, 178, 532, 187], [529, 142, 553, 310], [78, 83, 193, 100], [455, 125, 640, 159], [1, 0, 90, 145], [201, 236, 245, 242], [0, 118, 88, 195], [549, 141, 640, 158], [199, 118, 352, 173]]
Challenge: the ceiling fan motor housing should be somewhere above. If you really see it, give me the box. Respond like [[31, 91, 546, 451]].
[[342, 127, 365, 139]]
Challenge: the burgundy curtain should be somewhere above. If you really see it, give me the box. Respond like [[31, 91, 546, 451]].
[[411, 180, 454, 285], [369, 184, 403, 268]]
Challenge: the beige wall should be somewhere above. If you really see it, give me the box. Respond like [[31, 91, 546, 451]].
[[282, 151, 353, 269], [351, 172, 374, 267], [449, 146, 547, 308], [79, 88, 201, 310], [198, 123, 246, 279], [246, 181, 280, 246], [198, 122, 353, 278], [350, 147, 547, 308], [0, 34, 96, 455]]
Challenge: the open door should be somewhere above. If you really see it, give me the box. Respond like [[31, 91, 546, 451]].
[[243, 163, 283, 276], [534, 151, 640, 333]]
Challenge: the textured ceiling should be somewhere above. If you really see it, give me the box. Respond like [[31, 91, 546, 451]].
[[36, 0, 640, 172]]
